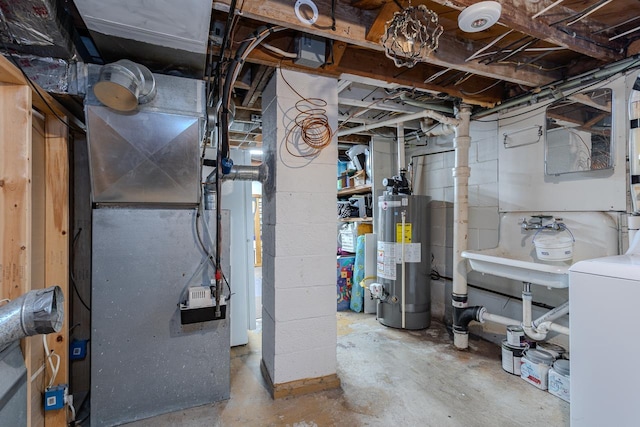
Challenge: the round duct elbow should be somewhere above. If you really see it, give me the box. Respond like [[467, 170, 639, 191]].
[[93, 59, 157, 111], [458, 1, 502, 33]]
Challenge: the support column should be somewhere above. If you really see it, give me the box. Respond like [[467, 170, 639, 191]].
[[261, 69, 340, 398]]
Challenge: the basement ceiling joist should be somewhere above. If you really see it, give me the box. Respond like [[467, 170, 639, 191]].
[[427, 0, 625, 62], [211, 0, 560, 89]]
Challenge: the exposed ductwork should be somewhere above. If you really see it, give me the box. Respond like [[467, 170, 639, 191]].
[[0, 286, 64, 352]]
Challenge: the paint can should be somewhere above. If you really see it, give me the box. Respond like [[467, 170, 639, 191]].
[[536, 342, 566, 360], [548, 359, 570, 402], [521, 348, 554, 390], [501, 340, 525, 375], [506, 325, 525, 347]]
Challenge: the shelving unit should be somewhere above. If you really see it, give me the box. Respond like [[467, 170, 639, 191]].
[[340, 217, 373, 223], [337, 184, 372, 197]]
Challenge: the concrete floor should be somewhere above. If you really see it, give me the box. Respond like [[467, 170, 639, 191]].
[[125, 312, 569, 427]]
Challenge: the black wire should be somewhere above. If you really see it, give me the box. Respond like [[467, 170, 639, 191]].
[[195, 207, 232, 298], [70, 228, 91, 312], [331, 0, 336, 31]]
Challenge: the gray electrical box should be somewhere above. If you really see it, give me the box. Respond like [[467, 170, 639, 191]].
[[294, 35, 325, 68]]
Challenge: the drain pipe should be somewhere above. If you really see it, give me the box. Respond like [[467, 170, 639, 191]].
[[478, 309, 570, 336], [450, 104, 481, 350], [0, 286, 63, 352], [337, 109, 460, 137], [533, 300, 569, 329]]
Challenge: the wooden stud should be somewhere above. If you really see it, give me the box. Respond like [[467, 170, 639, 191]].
[[43, 115, 70, 427]]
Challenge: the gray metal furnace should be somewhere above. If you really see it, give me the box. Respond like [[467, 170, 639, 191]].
[[376, 194, 431, 329], [0, 342, 27, 425], [91, 209, 230, 426]]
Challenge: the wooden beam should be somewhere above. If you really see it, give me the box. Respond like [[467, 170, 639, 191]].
[[366, 1, 397, 43], [428, 0, 624, 62], [0, 54, 28, 85], [43, 115, 69, 427], [213, 0, 560, 87], [242, 65, 273, 107], [324, 41, 348, 71], [350, 0, 387, 10]]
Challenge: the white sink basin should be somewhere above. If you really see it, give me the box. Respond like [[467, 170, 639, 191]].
[[462, 248, 570, 288], [461, 212, 619, 289]]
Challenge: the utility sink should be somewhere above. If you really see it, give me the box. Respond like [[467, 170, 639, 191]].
[[462, 212, 619, 288], [462, 247, 571, 288]]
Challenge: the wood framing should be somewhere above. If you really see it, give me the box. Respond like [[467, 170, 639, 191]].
[[0, 54, 71, 427], [213, 0, 560, 88], [43, 115, 69, 427], [428, 0, 624, 62]]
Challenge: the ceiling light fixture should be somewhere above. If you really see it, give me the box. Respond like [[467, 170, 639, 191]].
[[458, 1, 502, 33], [381, 4, 444, 68]]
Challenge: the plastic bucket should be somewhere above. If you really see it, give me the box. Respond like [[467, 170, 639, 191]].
[[533, 235, 574, 261]]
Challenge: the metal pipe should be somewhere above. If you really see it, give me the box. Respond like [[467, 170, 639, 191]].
[[452, 104, 472, 349], [204, 164, 268, 210], [533, 300, 569, 329], [222, 164, 268, 182], [0, 286, 63, 352], [397, 123, 405, 174], [473, 54, 640, 119], [337, 109, 459, 137], [398, 93, 454, 114]]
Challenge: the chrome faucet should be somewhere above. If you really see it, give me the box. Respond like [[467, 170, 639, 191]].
[[520, 215, 555, 230], [550, 218, 566, 230]]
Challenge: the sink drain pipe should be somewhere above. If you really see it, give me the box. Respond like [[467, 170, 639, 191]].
[[450, 103, 485, 350], [0, 286, 63, 352]]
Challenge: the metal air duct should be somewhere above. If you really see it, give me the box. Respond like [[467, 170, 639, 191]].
[[0, 286, 63, 352]]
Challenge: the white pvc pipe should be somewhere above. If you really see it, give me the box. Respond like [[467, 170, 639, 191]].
[[337, 109, 460, 137], [452, 105, 472, 349], [481, 311, 519, 327], [533, 300, 569, 328], [540, 321, 570, 336], [481, 311, 570, 336]]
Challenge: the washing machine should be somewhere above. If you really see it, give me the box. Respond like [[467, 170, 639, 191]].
[[569, 242, 640, 427]]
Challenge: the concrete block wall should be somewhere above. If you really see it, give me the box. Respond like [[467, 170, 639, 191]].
[[409, 116, 569, 349], [261, 69, 338, 385], [410, 117, 500, 280]]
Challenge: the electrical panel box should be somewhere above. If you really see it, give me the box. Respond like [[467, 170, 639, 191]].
[[294, 35, 325, 68]]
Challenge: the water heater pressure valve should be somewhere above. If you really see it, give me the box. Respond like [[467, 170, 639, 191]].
[[369, 283, 384, 299]]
